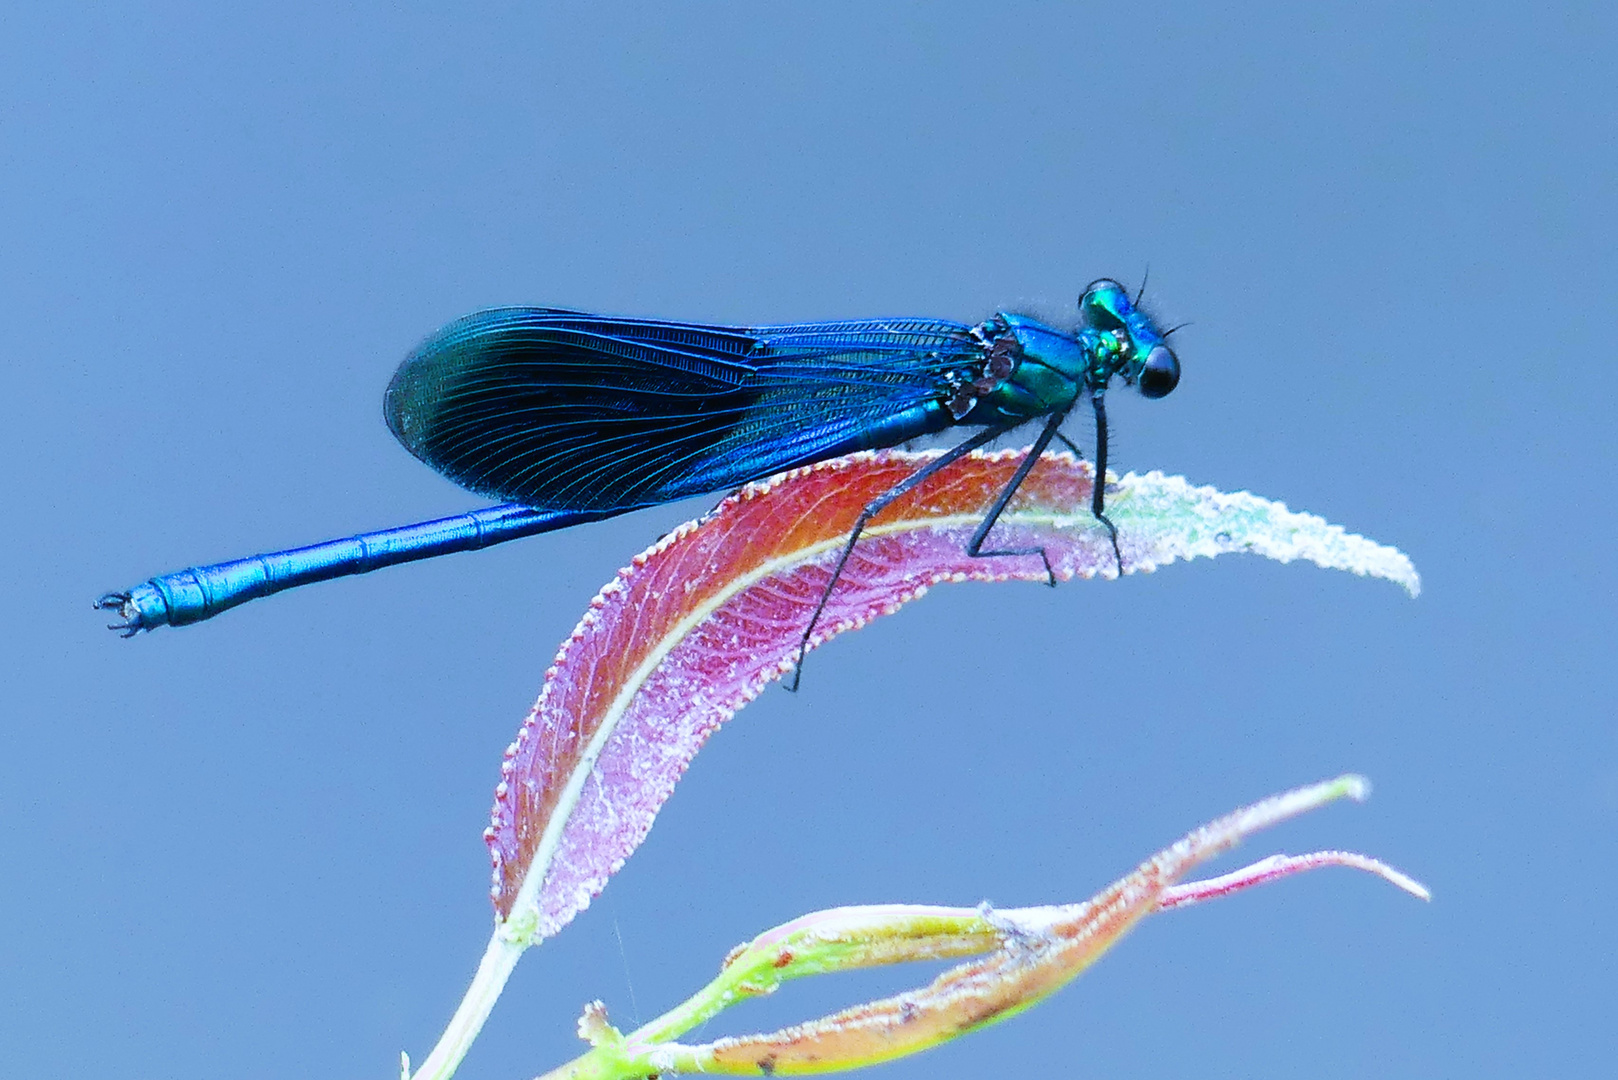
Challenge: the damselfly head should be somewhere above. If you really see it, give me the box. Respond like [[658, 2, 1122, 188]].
[[1079, 278, 1180, 399], [1137, 345, 1180, 398], [1079, 279, 1132, 331]]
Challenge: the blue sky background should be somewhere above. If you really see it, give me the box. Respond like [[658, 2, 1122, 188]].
[[3, 3, 1614, 1077]]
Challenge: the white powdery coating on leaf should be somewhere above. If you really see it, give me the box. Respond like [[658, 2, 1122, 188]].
[[1157, 850, 1431, 909], [528, 613, 778, 938], [1118, 472, 1421, 597], [1156, 775, 1371, 880], [524, 528, 1028, 938]]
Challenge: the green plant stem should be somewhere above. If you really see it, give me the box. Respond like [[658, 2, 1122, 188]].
[[408, 928, 527, 1080]]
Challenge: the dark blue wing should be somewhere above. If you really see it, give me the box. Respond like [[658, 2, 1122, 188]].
[[383, 308, 987, 510]]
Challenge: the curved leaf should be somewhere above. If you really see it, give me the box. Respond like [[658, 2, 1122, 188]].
[[482, 449, 1418, 936], [533, 775, 1427, 1080]]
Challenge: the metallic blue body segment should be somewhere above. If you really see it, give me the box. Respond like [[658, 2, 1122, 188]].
[[102, 504, 597, 633], [100, 285, 1181, 634]]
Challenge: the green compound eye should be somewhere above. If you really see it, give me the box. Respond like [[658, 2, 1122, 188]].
[[1138, 344, 1180, 399]]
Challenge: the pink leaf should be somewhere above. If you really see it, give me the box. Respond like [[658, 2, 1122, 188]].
[[483, 450, 1418, 938]]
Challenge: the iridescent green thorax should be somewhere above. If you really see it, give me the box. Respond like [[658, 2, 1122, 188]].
[[961, 279, 1179, 424], [982, 312, 1085, 418]]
